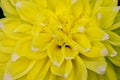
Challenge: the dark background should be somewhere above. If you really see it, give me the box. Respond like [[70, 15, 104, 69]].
[[0, 0, 120, 19]]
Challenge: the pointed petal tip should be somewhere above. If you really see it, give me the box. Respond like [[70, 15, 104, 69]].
[[109, 51, 118, 57], [11, 53, 20, 62], [101, 48, 108, 56], [15, 2, 22, 7], [4, 74, 12, 80], [96, 66, 106, 75], [102, 33, 109, 40]]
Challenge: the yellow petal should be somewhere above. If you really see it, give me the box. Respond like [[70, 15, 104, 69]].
[[86, 27, 109, 41], [4, 57, 36, 80], [47, 0, 68, 14], [0, 52, 10, 62], [1, 0, 18, 16], [72, 33, 91, 50], [87, 70, 98, 80], [15, 1, 39, 23], [81, 41, 108, 58], [32, 0, 47, 8], [0, 18, 25, 39], [47, 42, 64, 67], [32, 33, 54, 51], [108, 46, 120, 67], [14, 40, 47, 60], [106, 31, 120, 46], [51, 60, 72, 78], [71, 0, 82, 18], [98, 7, 119, 29], [102, 41, 118, 57], [27, 58, 51, 80], [73, 56, 87, 80], [82, 57, 107, 74]]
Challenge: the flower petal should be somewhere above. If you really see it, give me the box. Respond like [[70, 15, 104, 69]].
[[108, 46, 120, 67], [14, 40, 47, 60], [47, 42, 64, 67], [4, 57, 36, 80], [81, 41, 108, 58], [106, 31, 120, 46], [32, 33, 54, 51], [51, 60, 72, 78], [82, 57, 107, 74], [32, 0, 47, 8], [102, 41, 118, 57], [86, 27, 109, 41], [27, 58, 51, 80], [87, 70, 97, 80], [72, 33, 91, 50], [1, 0, 18, 16], [15, 1, 39, 23], [73, 56, 87, 80], [98, 7, 119, 29]]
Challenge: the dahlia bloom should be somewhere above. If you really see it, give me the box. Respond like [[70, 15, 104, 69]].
[[0, 0, 120, 80]]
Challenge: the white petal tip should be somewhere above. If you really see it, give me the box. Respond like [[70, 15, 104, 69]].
[[65, 57, 73, 60], [72, 0, 77, 4], [15, 2, 22, 7], [78, 26, 85, 33], [4, 74, 12, 80], [101, 48, 108, 56], [53, 61, 60, 67], [0, 22, 4, 29], [109, 51, 118, 57], [84, 48, 91, 52], [11, 53, 19, 62], [96, 66, 106, 75], [31, 47, 40, 52], [102, 33, 109, 40], [113, 6, 120, 11], [97, 13, 102, 19], [63, 74, 68, 78]]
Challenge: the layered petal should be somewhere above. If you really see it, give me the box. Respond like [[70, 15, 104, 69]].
[[51, 60, 72, 78], [82, 57, 107, 74], [106, 31, 120, 46], [15, 1, 39, 23], [27, 58, 51, 80], [4, 57, 36, 80], [47, 42, 64, 67]]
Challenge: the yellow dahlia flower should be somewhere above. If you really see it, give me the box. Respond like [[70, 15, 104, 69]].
[[0, 0, 120, 80]]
